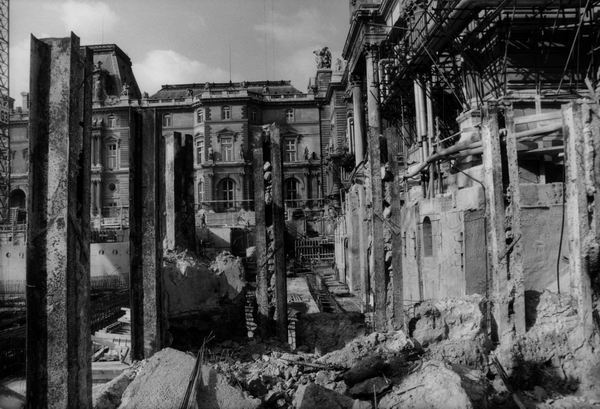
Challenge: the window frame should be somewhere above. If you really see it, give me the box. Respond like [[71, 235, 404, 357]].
[[285, 178, 300, 208], [285, 109, 294, 123], [284, 138, 297, 162], [162, 113, 172, 127], [221, 136, 233, 162], [221, 178, 235, 209], [108, 115, 117, 129], [222, 106, 231, 120], [196, 138, 204, 164], [106, 142, 118, 170], [197, 109, 204, 124]]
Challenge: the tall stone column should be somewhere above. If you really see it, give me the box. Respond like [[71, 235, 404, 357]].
[[364, 42, 387, 331], [27, 34, 93, 408], [351, 76, 366, 165]]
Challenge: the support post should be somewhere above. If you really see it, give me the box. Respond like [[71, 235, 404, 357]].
[[365, 42, 387, 330], [563, 102, 595, 339], [129, 108, 165, 360], [503, 104, 526, 335], [252, 127, 269, 338], [386, 129, 404, 330], [164, 132, 197, 252], [351, 76, 366, 165], [27, 34, 93, 408], [481, 104, 509, 342], [269, 124, 287, 341]]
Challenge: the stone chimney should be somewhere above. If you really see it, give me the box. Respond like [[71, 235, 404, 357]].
[[20, 92, 30, 111]]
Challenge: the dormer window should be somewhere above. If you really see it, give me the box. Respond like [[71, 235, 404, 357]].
[[222, 106, 231, 120], [163, 113, 172, 127], [285, 109, 294, 123]]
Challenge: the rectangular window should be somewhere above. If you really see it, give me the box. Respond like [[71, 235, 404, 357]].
[[250, 110, 257, 122], [197, 110, 203, 123], [221, 137, 233, 161], [222, 106, 231, 120], [285, 139, 297, 162], [107, 143, 118, 170], [108, 115, 116, 128], [285, 109, 294, 123], [196, 139, 204, 164]]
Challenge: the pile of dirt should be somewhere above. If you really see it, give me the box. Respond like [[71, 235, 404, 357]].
[[295, 312, 367, 355]]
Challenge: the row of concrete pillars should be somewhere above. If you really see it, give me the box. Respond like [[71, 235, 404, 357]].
[[26, 34, 198, 407]]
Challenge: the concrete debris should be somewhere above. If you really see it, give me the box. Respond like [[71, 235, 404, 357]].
[[163, 250, 247, 344], [92, 361, 144, 409], [348, 376, 392, 398], [117, 348, 260, 409], [296, 312, 367, 356], [293, 383, 355, 409], [497, 290, 600, 400], [343, 355, 385, 386], [409, 295, 492, 368], [378, 360, 474, 409]]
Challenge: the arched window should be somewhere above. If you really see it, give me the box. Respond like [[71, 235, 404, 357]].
[[222, 106, 231, 120], [196, 109, 204, 123], [284, 178, 300, 208], [219, 178, 236, 210], [9, 189, 26, 209], [422, 216, 433, 257], [106, 142, 118, 170], [285, 109, 294, 123], [162, 113, 172, 127]]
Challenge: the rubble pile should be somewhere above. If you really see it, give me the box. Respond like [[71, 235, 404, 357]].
[[163, 250, 247, 344], [408, 295, 492, 368], [498, 290, 600, 400]]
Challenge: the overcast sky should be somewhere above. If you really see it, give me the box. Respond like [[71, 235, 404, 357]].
[[10, 0, 350, 103]]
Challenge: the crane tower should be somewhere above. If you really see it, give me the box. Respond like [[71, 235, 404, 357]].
[[0, 0, 8, 223]]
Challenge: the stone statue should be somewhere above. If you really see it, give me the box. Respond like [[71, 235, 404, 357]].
[[208, 147, 214, 160], [240, 144, 245, 160], [262, 85, 270, 94], [143, 91, 149, 99], [304, 146, 309, 160], [313, 47, 332, 69], [121, 83, 130, 96], [187, 88, 193, 96], [335, 58, 344, 71]]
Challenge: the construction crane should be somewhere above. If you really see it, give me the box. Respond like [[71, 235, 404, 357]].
[[0, 0, 8, 223]]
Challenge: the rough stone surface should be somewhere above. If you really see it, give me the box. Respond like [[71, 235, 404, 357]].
[[348, 376, 392, 398], [378, 360, 474, 409], [410, 295, 492, 368], [498, 290, 600, 399], [296, 312, 367, 355], [343, 355, 385, 386], [118, 348, 260, 409], [293, 383, 355, 409], [93, 363, 143, 409], [318, 331, 411, 368], [164, 250, 247, 343]]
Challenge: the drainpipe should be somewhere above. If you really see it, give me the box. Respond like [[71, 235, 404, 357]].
[[426, 80, 435, 198]]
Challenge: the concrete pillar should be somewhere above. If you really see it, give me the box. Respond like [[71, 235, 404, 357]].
[[351, 75, 366, 165], [563, 102, 597, 339], [481, 104, 509, 342], [503, 105, 525, 335], [252, 127, 269, 338], [27, 34, 93, 408], [269, 124, 287, 341], [364, 42, 387, 330], [386, 128, 405, 331], [129, 108, 165, 360]]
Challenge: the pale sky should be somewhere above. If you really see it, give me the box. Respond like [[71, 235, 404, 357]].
[[10, 0, 350, 103]]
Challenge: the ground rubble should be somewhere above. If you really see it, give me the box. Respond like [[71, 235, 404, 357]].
[[91, 291, 600, 409]]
